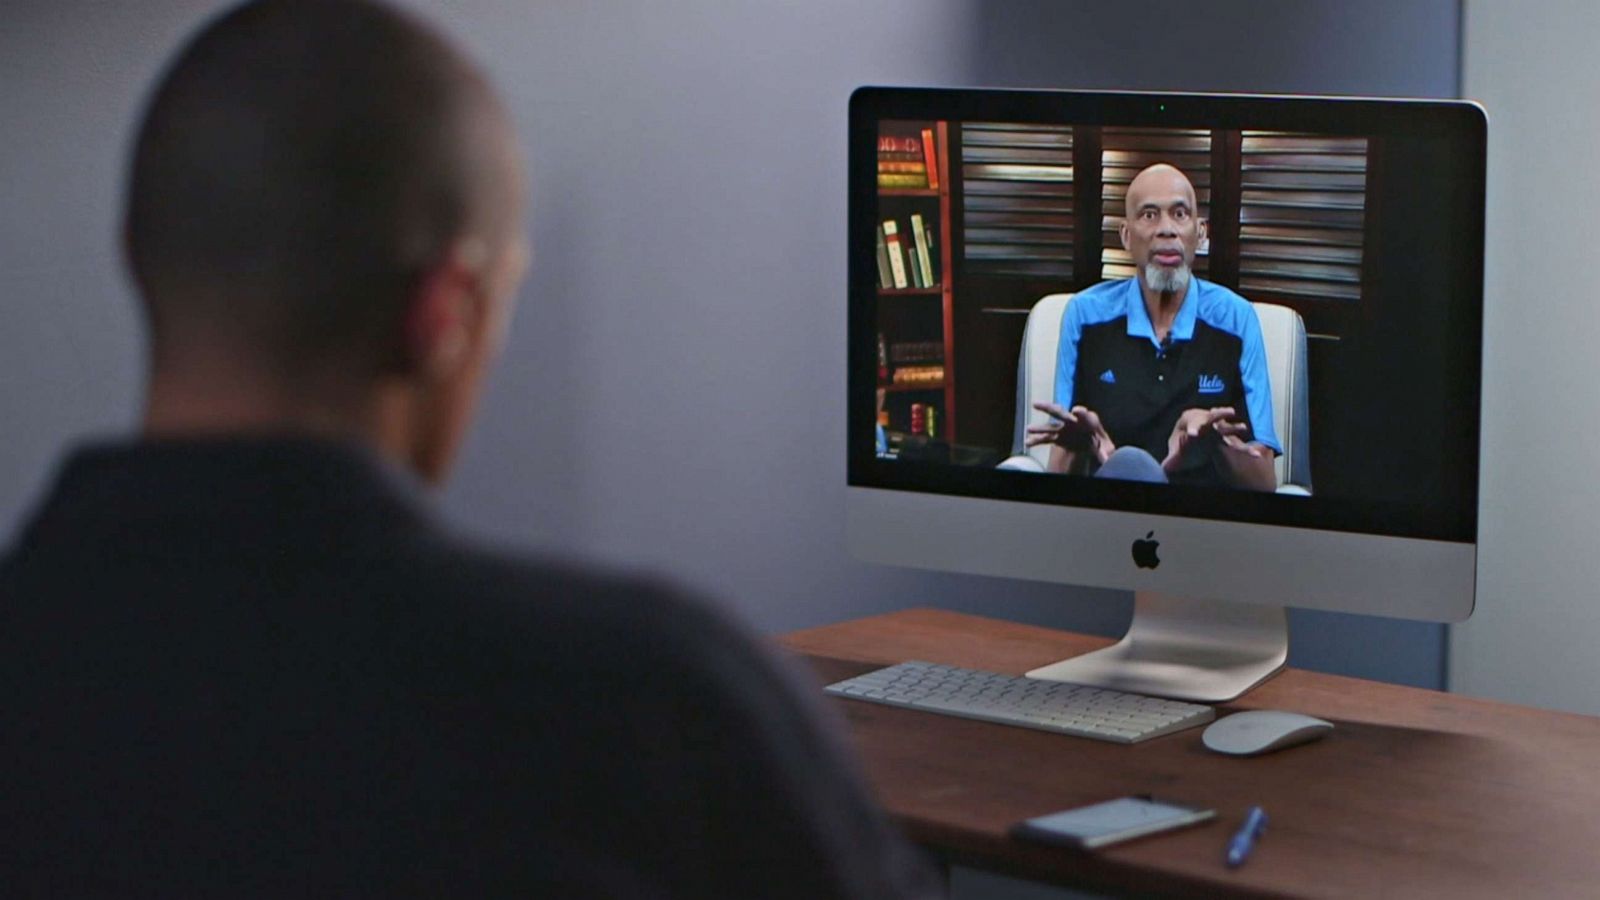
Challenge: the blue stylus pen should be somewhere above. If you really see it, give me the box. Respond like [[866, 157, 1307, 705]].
[[1226, 806, 1268, 868]]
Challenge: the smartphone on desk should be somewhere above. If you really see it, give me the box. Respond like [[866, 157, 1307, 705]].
[[1012, 796, 1216, 849]]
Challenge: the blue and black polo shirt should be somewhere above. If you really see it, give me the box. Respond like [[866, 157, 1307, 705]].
[[1053, 277, 1280, 487]]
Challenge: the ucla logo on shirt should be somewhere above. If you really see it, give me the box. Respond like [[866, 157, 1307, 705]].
[[1197, 374, 1225, 394]]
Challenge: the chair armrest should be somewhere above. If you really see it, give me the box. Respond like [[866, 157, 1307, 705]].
[[997, 455, 1046, 473]]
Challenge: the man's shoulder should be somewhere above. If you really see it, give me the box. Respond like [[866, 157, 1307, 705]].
[[402, 536, 761, 677], [1193, 278, 1261, 339], [1066, 278, 1133, 326], [1195, 277, 1253, 306], [414, 537, 697, 628]]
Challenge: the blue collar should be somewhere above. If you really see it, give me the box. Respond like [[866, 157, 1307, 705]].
[[1124, 276, 1200, 348]]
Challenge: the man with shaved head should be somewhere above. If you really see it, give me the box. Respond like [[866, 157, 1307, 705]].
[[0, 2, 938, 896], [1026, 163, 1280, 490]]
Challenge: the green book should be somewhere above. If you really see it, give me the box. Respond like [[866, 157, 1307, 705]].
[[910, 214, 935, 287], [875, 227, 892, 289]]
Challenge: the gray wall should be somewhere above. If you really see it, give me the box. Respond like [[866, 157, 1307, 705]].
[[0, 2, 204, 540], [1451, 0, 1600, 716], [0, 1, 1460, 704]]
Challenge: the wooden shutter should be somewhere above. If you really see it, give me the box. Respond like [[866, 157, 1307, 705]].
[[1238, 132, 1367, 302], [1100, 128, 1212, 281], [959, 123, 1074, 279]]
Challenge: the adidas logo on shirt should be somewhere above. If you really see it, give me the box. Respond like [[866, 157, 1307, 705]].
[[1099, 369, 1116, 384]]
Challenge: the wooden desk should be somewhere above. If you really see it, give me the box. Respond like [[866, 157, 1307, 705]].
[[780, 608, 1600, 899]]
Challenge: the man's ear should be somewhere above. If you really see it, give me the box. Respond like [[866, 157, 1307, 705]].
[[1119, 218, 1130, 252], [401, 240, 487, 380]]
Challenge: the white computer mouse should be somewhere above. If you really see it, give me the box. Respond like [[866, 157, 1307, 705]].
[[1201, 710, 1334, 756]]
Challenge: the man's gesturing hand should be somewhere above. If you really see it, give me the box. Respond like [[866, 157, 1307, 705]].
[[1163, 406, 1262, 473], [1026, 401, 1115, 467]]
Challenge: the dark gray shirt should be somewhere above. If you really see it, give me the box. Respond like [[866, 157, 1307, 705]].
[[0, 438, 939, 898]]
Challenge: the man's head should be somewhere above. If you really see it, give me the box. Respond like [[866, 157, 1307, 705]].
[[1119, 163, 1205, 296], [125, 0, 528, 483]]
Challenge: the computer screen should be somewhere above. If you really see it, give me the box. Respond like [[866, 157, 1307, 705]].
[[847, 89, 1485, 700]]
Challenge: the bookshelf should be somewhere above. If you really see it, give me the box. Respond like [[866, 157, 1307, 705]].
[[875, 120, 955, 443]]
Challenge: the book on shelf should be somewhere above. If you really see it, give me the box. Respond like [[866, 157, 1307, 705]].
[[883, 225, 896, 288], [889, 341, 944, 364], [878, 134, 922, 154], [905, 239, 925, 288], [877, 126, 936, 188], [910, 214, 935, 287], [877, 160, 927, 175], [877, 172, 928, 189], [891, 364, 945, 386], [882, 220, 909, 289]]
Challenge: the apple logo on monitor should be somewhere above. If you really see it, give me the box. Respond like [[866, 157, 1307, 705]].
[[1132, 531, 1160, 569]]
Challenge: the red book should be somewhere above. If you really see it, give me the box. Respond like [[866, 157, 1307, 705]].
[[920, 127, 940, 190]]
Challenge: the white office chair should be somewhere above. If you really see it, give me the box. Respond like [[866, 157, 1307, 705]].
[[997, 292, 1312, 495]]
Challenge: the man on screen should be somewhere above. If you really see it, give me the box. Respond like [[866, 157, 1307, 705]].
[[1025, 163, 1280, 491]]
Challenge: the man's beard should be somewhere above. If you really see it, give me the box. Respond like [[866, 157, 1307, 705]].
[[1142, 260, 1191, 294]]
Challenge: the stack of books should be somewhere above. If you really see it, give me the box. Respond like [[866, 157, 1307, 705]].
[[877, 128, 939, 190], [875, 214, 940, 290]]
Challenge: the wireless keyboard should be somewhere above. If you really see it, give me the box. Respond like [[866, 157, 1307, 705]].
[[824, 660, 1214, 744]]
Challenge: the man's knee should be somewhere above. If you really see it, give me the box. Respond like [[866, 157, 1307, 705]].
[[1096, 447, 1168, 483]]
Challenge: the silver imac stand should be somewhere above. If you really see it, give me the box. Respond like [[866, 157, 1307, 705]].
[[1026, 592, 1288, 702]]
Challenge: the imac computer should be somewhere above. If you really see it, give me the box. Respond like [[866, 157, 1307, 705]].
[[848, 88, 1485, 701]]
